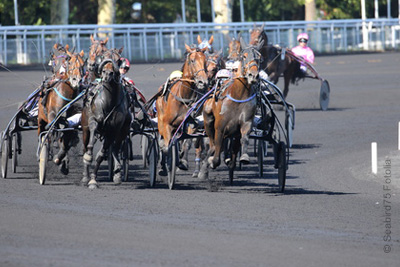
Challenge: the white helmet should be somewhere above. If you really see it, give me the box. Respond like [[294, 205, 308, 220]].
[[216, 69, 232, 79]]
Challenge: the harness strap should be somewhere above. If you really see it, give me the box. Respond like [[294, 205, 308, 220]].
[[226, 93, 257, 103], [52, 87, 73, 102]]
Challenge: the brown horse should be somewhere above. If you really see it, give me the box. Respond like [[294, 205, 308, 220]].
[[226, 37, 242, 78], [81, 47, 131, 188], [156, 44, 208, 175], [37, 45, 85, 175], [249, 24, 300, 98], [198, 38, 263, 183], [86, 35, 109, 83], [180, 49, 226, 177]]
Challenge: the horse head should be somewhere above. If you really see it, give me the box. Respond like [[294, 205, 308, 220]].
[[66, 48, 85, 89], [50, 43, 70, 79], [87, 35, 109, 76], [197, 35, 214, 53], [240, 37, 263, 84], [249, 22, 268, 47], [227, 36, 241, 61], [97, 47, 123, 83], [183, 44, 208, 91], [205, 49, 225, 83]]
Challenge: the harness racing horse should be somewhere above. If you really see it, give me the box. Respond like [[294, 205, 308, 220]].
[[198, 38, 263, 183], [156, 44, 208, 175], [249, 24, 300, 98], [86, 35, 109, 83], [37, 45, 85, 175], [180, 49, 226, 177], [81, 47, 131, 188]]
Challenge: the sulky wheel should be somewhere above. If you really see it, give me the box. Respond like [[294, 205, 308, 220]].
[[166, 141, 178, 190], [1, 134, 9, 179], [285, 110, 294, 148], [39, 137, 49, 185], [141, 135, 149, 168], [257, 140, 264, 178], [277, 141, 287, 193], [11, 133, 19, 173], [148, 138, 158, 188], [319, 79, 330, 111]]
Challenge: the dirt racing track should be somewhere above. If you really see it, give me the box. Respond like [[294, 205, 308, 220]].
[[0, 52, 399, 266]]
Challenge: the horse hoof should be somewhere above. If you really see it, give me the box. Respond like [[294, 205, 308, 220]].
[[192, 170, 199, 178], [113, 173, 122, 185], [158, 168, 167, 176], [88, 179, 98, 189], [198, 171, 208, 180], [59, 162, 69, 175], [54, 151, 66, 165], [88, 183, 98, 189], [83, 153, 93, 164], [178, 159, 188, 171], [224, 157, 231, 166], [240, 154, 250, 165]]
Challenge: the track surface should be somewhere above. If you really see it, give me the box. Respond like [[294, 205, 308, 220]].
[[0, 52, 399, 266]]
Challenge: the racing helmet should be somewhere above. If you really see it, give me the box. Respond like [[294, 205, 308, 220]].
[[119, 57, 130, 70], [216, 69, 232, 80], [297, 33, 309, 42], [169, 70, 183, 80]]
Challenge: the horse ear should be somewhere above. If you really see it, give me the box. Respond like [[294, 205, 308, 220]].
[[208, 35, 214, 45], [90, 35, 95, 43], [118, 47, 124, 55], [261, 22, 265, 30], [197, 35, 202, 44], [185, 44, 192, 53], [239, 36, 247, 49], [79, 50, 84, 57], [65, 44, 69, 51], [104, 37, 109, 45]]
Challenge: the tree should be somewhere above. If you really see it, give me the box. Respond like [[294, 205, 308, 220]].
[[51, 0, 69, 25]]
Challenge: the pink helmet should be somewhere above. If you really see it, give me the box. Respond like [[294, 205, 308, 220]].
[[297, 33, 309, 42]]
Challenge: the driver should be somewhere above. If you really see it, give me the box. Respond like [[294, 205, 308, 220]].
[[291, 33, 315, 74]]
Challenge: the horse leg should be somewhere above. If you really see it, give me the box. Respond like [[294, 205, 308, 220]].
[[192, 137, 204, 178], [179, 139, 191, 171], [283, 70, 291, 99], [210, 128, 223, 169], [198, 143, 214, 180], [239, 121, 253, 164], [158, 138, 167, 176], [88, 140, 110, 189], [82, 119, 97, 186]]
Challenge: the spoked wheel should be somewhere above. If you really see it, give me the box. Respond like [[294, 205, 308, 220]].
[[277, 141, 287, 193], [285, 110, 294, 148], [148, 138, 158, 187], [166, 141, 178, 190], [257, 140, 264, 178], [141, 135, 149, 168], [319, 79, 330, 111], [11, 133, 19, 173], [121, 140, 130, 182], [1, 134, 9, 178], [39, 137, 49, 185], [108, 146, 114, 182]]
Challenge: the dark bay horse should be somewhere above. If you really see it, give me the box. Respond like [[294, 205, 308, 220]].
[[37, 45, 85, 174], [249, 24, 300, 98], [156, 44, 208, 175], [81, 47, 131, 188], [198, 38, 263, 183]]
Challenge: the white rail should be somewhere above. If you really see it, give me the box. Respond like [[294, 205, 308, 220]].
[[0, 19, 399, 65]]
